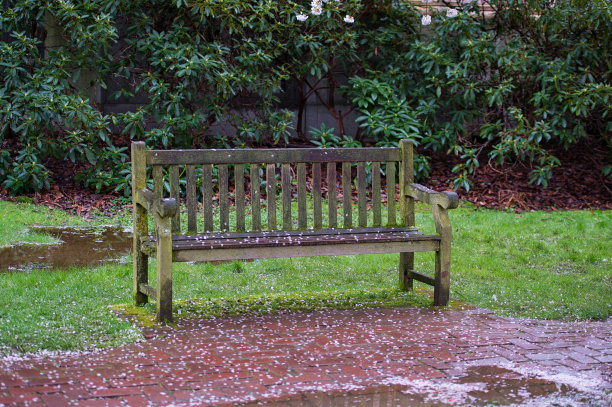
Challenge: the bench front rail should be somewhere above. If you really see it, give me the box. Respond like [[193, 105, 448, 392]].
[[131, 140, 458, 321]]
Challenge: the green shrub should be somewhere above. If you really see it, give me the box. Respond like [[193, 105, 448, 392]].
[[389, 0, 611, 189], [0, 0, 609, 195]]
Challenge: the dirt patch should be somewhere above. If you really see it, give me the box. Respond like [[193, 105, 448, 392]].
[[0, 139, 609, 214], [427, 138, 611, 211]]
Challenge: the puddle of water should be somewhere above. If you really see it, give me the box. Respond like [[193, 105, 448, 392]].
[[250, 366, 599, 406], [0, 227, 132, 272]]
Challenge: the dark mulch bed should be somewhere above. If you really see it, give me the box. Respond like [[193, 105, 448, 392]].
[[0, 139, 610, 216], [427, 138, 611, 211]]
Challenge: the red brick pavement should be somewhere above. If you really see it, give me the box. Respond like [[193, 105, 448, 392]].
[[0, 307, 610, 406]]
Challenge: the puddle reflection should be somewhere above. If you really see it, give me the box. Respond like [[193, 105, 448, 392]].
[[0, 227, 132, 272], [251, 366, 591, 406]]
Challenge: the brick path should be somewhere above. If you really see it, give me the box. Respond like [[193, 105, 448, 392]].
[[1, 307, 610, 406]]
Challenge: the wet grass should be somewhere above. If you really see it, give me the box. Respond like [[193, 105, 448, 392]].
[[0, 201, 132, 247], [112, 288, 442, 329], [0, 201, 610, 354]]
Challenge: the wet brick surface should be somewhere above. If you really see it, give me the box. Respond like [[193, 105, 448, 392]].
[[0, 307, 610, 406]]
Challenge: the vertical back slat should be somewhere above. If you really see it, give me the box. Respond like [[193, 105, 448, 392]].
[[153, 166, 163, 200], [400, 140, 415, 228], [250, 164, 261, 231], [202, 164, 213, 232], [235, 164, 245, 232], [297, 163, 307, 229], [312, 163, 322, 229], [342, 162, 352, 228], [219, 164, 229, 231], [387, 161, 396, 226], [169, 165, 180, 233], [266, 164, 276, 230], [186, 165, 197, 233], [327, 162, 337, 228], [357, 162, 367, 227], [372, 162, 381, 227], [282, 163, 292, 230]]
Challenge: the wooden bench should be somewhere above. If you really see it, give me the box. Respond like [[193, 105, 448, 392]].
[[131, 140, 458, 322]]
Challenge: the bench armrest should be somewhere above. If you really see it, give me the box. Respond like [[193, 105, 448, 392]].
[[405, 183, 459, 210], [135, 188, 178, 218]]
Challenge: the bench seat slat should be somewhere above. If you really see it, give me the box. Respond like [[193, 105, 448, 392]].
[[167, 226, 417, 241], [141, 231, 439, 254], [147, 148, 400, 165]]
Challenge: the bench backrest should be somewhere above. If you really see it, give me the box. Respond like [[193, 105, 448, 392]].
[[131, 140, 415, 234]]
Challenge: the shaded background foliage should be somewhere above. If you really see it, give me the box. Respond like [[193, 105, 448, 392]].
[[0, 0, 610, 195]]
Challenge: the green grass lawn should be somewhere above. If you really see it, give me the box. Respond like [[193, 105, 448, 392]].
[[0, 200, 610, 355]]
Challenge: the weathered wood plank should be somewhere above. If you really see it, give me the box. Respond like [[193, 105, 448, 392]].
[[433, 204, 452, 306], [138, 283, 157, 299], [131, 142, 149, 306], [174, 240, 439, 263], [312, 163, 322, 229], [250, 164, 261, 231], [399, 251, 414, 291], [235, 164, 245, 232], [297, 163, 307, 229], [169, 232, 438, 249], [387, 161, 396, 226], [168, 226, 417, 241], [282, 163, 292, 230], [327, 162, 337, 228], [406, 183, 459, 209], [147, 148, 400, 165], [186, 164, 197, 233], [399, 140, 415, 291], [266, 164, 276, 230], [156, 214, 172, 322], [372, 162, 381, 227], [357, 161, 367, 227], [400, 140, 415, 227], [342, 162, 352, 228], [153, 165, 163, 199], [202, 164, 213, 232], [219, 164, 229, 231], [409, 270, 435, 286], [169, 165, 180, 233]]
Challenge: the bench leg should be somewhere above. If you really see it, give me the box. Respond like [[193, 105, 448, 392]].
[[156, 216, 173, 322], [398, 252, 414, 291], [434, 240, 451, 306], [133, 205, 148, 306]]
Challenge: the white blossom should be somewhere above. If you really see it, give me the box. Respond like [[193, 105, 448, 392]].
[[447, 8, 459, 18], [343, 15, 354, 23], [311, 6, 322, 15], [421, 14, 432, 26], [296, 13, 309, 22]]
